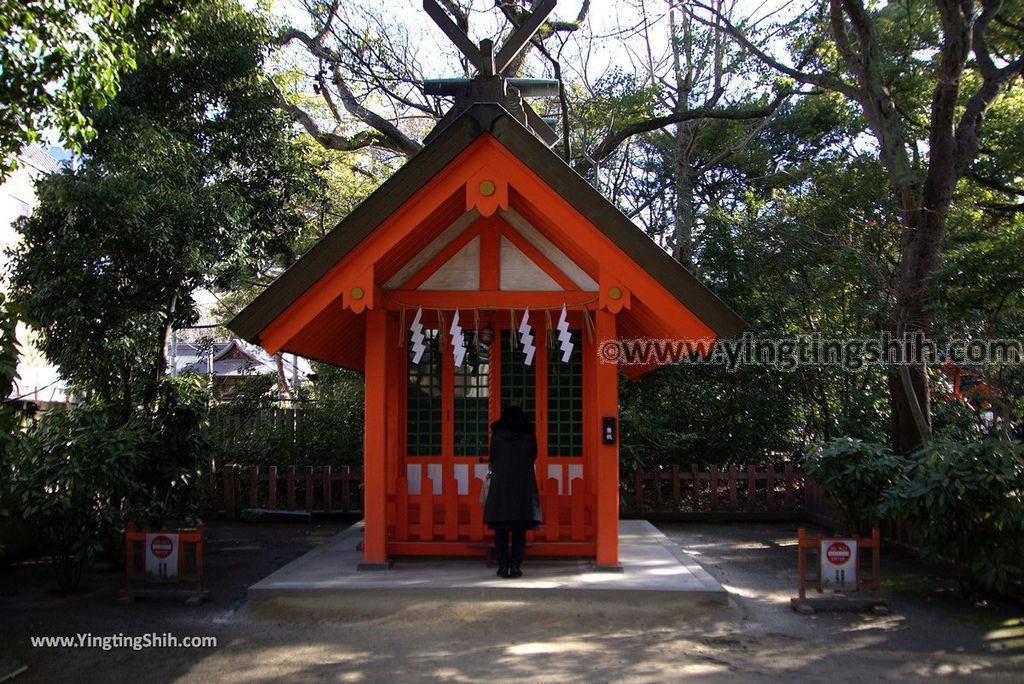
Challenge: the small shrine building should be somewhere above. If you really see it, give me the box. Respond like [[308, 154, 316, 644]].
[[229, 1, 743, 569]]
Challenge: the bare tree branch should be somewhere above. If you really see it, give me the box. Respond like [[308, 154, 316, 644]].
[[313, 0, 341, 45], [329, 65, 423, 157], [955, 0, 1024, 178], [688, 1, 862, 100], [590, 93, 789, 164], [276, 25, 423, 158], [827, 0, 921, 212], [275, 87, 392, 152]]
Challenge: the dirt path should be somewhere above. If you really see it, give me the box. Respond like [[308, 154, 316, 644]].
[[1, 521, 1020, 682]]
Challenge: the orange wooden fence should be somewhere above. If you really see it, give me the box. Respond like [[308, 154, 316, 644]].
[[386, 463, 594, 555]]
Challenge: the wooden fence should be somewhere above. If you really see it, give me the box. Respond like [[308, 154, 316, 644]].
[[213, 463, 363, 519], [212, 462, 817, 522], [210, 461, 926, 559], [620, 464, 814, 520]]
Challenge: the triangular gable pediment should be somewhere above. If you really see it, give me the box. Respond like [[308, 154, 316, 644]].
[[499, 209, 597, 291], [383, 209, 479, 289], [382, 209, 598, 293]]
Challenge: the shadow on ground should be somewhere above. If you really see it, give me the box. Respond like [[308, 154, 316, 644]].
[[1, 520, 1020, 683]]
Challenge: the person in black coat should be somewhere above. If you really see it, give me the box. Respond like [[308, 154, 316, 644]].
[[483, 405, 542, 578]]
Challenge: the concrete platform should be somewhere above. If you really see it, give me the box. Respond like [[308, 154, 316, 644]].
[[248, 520, 727, 616]]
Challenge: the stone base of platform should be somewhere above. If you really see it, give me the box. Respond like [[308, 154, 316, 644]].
[[248, 520, 727, 617]]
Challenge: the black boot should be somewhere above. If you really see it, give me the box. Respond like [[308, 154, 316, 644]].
[[509, 530, 525, 578], [496, 562, 510, 578]]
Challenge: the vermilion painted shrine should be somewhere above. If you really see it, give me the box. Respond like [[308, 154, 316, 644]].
[[229, 0, 743, 570]]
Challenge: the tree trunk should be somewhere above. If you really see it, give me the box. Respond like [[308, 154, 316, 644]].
[[889, 201, 948, 452], [275, 352, 295, 405], [673, 122, 696, 271], [155, 292, 178, 381]]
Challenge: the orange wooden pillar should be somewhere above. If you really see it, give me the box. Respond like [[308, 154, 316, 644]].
[[360, 307, 391, 569], [594, 309, 620, 568]]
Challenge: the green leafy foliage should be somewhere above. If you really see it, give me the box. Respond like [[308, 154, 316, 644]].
[[802, 438, 906, 536], [6, 375, 207, 589], [883, 439, 1024, 597], [205, 367, 363, 468], [0, 294, 20, 457], [130, 376, 210, 529], [617, 141, 898, 466], [0, 0, 185, 175], [9, 405, 148, 590], [930, 394, 987, 442], [0, 295, 21, 558], [620, 364, 803, 470], [1, 2, 298, 584]]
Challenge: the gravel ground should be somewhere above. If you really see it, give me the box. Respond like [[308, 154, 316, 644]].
[[0, 519, 1020, 683]]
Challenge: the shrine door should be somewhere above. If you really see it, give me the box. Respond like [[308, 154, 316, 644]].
[[395, 318, 594, 552]]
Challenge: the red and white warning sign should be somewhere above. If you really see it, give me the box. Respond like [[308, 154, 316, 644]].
[[821, 538, 857, 591], [145, 532, 179, 580]]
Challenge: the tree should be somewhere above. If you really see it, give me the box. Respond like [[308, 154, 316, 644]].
[[0, 0, 180, 176], [272, 0, 587, 160], [691, 0, 1024, 452], [7, 0, 325, 418], [0, 293, 19, 459], [572, 1, 792, 270]]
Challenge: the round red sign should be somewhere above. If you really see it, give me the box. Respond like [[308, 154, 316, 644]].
[[826, 541, 852, 564], [150, 535, 174, 559]]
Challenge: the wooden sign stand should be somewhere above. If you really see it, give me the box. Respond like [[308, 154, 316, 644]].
[[119, 523, 210, 605], [791, 527, 889, 614]]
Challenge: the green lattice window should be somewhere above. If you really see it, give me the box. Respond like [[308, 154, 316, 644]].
[[454, 331, 490, 456], [547, 329, 583, 456], [407, 330, 441, 456], [500, 329, 536, 422]]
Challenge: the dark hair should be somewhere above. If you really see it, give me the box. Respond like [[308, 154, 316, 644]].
[[500, 405, 530, 425]]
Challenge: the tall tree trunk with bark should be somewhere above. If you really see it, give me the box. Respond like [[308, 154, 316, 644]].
[[673, 123, 696, 271]]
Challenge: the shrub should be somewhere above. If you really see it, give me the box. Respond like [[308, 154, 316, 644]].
[[130, 376, 210, 529], [883, 438, 1024, 597], [205, 367, 363, 468], [7, 376, 208, 589], [802, 437, 906, 535], [931, 395, 986, 441], [10, 406, 148, 590]]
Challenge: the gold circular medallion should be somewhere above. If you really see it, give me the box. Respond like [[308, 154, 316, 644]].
[[479, 180, 496, 197], [609, 286, 622, 300], [351, 286, 364, 300]]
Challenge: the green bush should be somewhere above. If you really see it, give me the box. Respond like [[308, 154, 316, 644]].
[[931, 394, 986, 441], [7, 376, 208, 589], [883, 439, 1024, 597], [130, 376, 210, 529], [802, 437, 906, 535], [205, 367, 363, 468], [10, 406, 148, 590]]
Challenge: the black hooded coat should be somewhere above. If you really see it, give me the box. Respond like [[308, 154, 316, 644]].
[[483, 418, 542, 530]]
